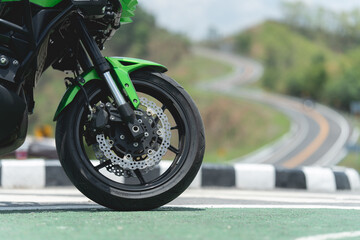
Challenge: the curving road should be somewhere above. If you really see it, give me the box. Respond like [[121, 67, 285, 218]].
[[194, 47, 356, 168]]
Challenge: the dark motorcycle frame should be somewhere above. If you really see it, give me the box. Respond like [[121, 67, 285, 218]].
[[0, 0, 145, 155]]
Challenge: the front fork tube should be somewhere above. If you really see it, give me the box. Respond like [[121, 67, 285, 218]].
[[75, 15, 142, 138], [75, 15, 127, 108], [103, 71, 127, 106]]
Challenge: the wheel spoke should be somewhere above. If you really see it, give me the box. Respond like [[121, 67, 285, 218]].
[[134, 169, 146, 185], [95, 160, 112, 171], [168, 145, 179, 155]]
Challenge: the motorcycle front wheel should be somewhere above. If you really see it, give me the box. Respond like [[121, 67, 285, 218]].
[[55, 71, 205, 211]]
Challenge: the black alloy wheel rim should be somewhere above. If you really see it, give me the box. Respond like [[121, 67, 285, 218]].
[[76, 80, 191, 192]]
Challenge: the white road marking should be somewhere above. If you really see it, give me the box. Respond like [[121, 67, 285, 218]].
[[0, 205, 104, 211], [1, 189, 360, 211], [295, 231, 360, 240], [314, 105, 350, 167], [167, 205, 360, 210], [181, 189, 360, 199]]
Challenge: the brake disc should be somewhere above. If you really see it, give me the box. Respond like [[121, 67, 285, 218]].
[[94, 97, 171, 174]]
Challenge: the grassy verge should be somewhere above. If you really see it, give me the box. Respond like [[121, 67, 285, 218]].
[[338, 115, 360, 172], [194, 92, 290, 163], [339, 154, 360, 172], [167, 55, 233, 89]]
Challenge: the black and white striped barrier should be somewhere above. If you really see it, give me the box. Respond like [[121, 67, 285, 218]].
[[0, 160, 359, 192]]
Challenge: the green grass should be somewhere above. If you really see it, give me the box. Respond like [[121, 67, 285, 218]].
[[338, 116, 360, 172], [339, 153, 360, 172], [167, 55, 234, 89]]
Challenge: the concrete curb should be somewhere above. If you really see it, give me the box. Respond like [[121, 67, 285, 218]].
[[0, 159, 359, 192]]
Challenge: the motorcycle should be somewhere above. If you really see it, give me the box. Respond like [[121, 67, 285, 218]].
[[0, 0, 205, 210]]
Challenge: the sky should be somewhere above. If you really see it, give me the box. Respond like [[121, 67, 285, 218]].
[[139, 0, 360, 40]]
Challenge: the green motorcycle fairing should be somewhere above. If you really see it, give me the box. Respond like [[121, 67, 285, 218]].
[[53, 57, 167, 121], [1, 0, 138, 23]]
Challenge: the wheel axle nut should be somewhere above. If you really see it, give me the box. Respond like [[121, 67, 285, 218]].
[[132, 126, 140, 133]]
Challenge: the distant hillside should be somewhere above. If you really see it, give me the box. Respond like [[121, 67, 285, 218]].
[[231, 20, 360, 111]]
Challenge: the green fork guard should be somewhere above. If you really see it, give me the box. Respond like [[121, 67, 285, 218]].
[[53, 57, 167, 121]]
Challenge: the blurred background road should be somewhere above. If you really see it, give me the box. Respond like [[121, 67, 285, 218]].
[[195, 47, 353, 168]]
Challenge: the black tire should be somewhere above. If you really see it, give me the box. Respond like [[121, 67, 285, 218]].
[[55, 71, 205, 211]]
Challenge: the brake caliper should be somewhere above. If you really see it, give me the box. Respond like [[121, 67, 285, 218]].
[[91, 97, 171, 176]]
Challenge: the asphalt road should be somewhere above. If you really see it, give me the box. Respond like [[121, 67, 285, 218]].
[[194, 47, 354, 168], [1, 188, 360, 211], [1, 188, 360, 240]]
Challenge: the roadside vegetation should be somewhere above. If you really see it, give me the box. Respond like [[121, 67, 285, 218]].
[[205, 2, 360, 168], [30, 7, 290, 163], [227, 2, 360, 113], [338, 115, 360, 172]]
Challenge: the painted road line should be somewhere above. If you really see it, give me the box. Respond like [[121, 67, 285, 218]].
[[180, 190, 360, 204], [296, 231, 360, 240], [283, 105, 330, 168], [167, 205, 360, 210], [0, 205, 104, 211], [4, 188, 360, 206], [265, 111, 310, 165], [2, 188, 360, 212], [314, 104, 351, 166]]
